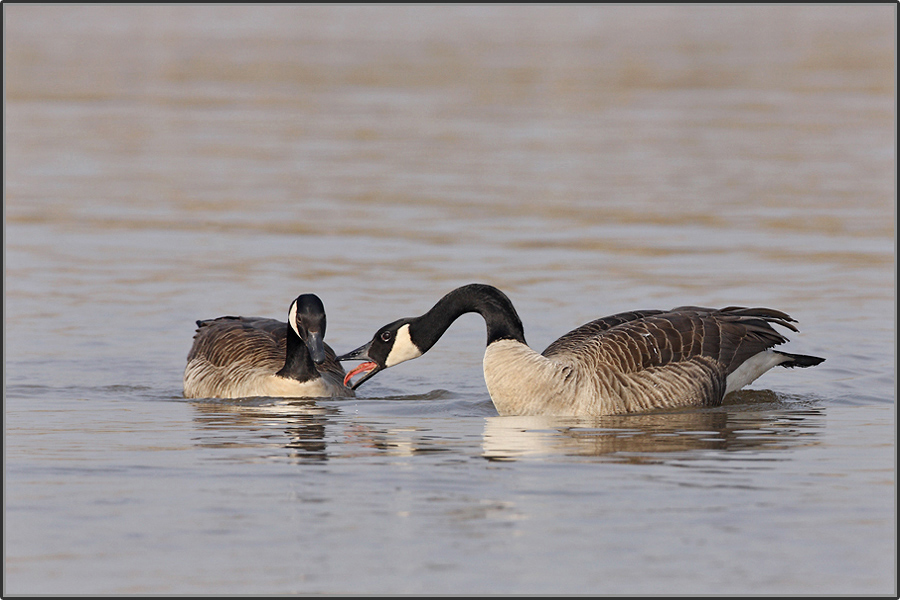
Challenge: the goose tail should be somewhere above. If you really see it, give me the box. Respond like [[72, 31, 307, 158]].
[[777, 352, 825, 368]]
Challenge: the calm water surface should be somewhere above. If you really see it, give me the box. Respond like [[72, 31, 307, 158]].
[[4, 5, 895, 596]]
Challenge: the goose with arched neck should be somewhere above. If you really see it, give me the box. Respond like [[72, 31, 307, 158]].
[[338, 284, 823, 416]]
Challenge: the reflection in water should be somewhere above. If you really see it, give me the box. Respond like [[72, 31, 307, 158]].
[[188, 390, 824, 465], [191, 398, 338, 462], [482, 391, 825, 462], [190, 396, 455, 462]]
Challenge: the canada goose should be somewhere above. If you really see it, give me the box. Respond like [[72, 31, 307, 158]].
[[183, 293, 353, 399], [338, 284, 824, 416]]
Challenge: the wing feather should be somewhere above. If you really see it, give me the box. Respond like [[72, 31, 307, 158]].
[[187, 316, 345, 383], [543, 306, 797, 378]]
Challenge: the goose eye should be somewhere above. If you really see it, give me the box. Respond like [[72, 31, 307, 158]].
[[380, 331, 392, 342]]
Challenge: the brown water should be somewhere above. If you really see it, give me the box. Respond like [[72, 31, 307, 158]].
[[4, 5, 895, 595]]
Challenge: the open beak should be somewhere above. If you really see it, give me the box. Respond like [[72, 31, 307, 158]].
[[305, 331, 327, 365], [337, 342, 382, 389]]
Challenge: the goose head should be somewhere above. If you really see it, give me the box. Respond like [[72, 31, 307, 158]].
[[288, 293, 329, 365], [336, 284, 526, 389], [337, 318, 424, 389]]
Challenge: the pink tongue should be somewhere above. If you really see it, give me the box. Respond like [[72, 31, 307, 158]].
[[344, 361, 377, 387]]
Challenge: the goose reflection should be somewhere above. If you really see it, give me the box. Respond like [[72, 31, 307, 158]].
[[188, 396, 442, 462], [481, 390, 825, 462], [190, 397, 338, 462], [186, 390, 824, 464]]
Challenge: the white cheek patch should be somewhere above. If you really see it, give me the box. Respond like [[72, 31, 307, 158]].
[[385, 324, 423, 367], [288, 300, 301, 338]]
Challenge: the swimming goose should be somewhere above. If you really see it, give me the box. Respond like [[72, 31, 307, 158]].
[[337, 283, 824, 416], [183, 293, 353, 399]]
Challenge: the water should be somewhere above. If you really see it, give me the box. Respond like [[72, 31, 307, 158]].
[[4, 5, 895, 595]]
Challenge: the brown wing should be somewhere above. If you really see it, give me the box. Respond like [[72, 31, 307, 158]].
[[541, 309, 667, 357], [188, 316, 345, 377], [188, 317, 284, 371], [542, 306, 798, 377]]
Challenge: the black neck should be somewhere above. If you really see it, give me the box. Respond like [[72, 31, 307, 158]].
[[276, 325, 319, 382], [411, 284, 526, 351]]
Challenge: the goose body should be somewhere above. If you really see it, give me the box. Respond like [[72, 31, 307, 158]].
[[183, 294, 353, 399], [338, 284, 823, 416]]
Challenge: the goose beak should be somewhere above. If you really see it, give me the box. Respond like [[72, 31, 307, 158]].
[[306, 331, 327, 365], [337, 342, 382, 389]]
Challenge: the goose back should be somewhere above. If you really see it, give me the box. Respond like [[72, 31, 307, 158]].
[[184, 316, 350, 399], [489, 304, 823, 415], [542, 306, 796, 374], [514, 305, 813, 415]]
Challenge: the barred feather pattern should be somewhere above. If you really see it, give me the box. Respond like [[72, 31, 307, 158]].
[[183, 316, 351, 399], [485, 306, 808, 416]]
